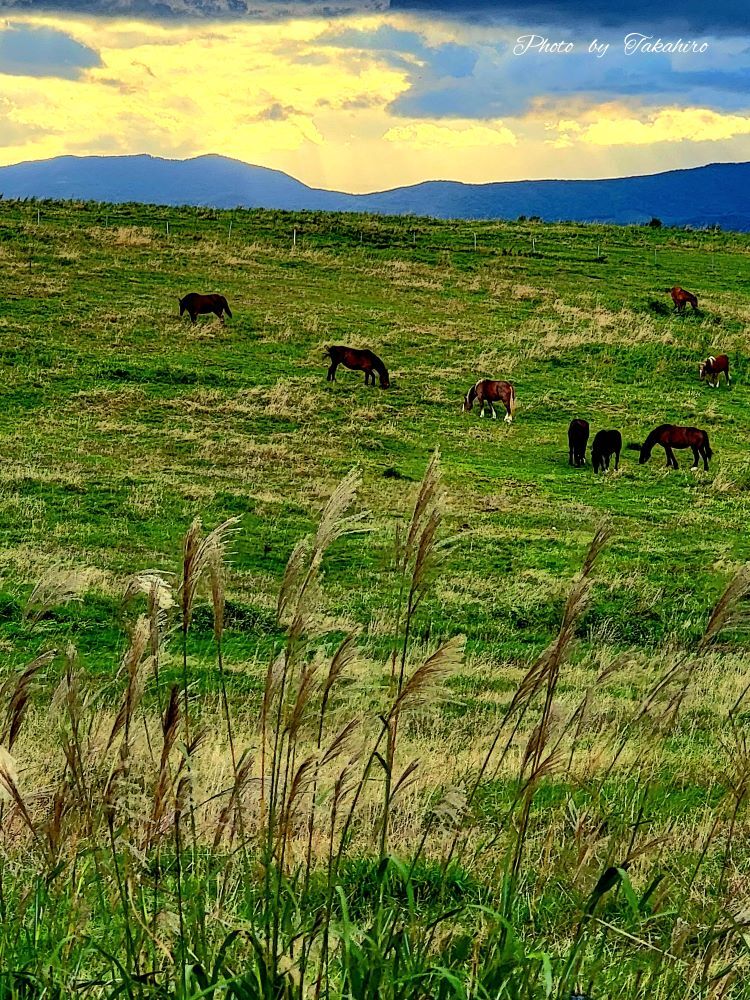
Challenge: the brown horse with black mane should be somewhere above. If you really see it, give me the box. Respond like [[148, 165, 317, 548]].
[[462, 380, 516, 423], [699, 354, 730, 388], [670, 286, 698, 313], [179, 292, 232, 324], [324, 346, 390, 388], [628, 424, 712, 471]]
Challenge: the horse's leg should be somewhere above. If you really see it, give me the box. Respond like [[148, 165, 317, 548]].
[[490, 401, 497, 420], [690, 445, 699, 471], [503, 402, 512, 424], [217, 309, 225, 325], [190, 312, 197, 324], [327, 362, 338, 382], [478, 399, 485, 418], [665, 446, 678, 469], [614, 449, 620, 471]]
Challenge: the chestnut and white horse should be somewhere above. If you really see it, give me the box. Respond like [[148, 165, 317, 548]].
[[462, 379, 516, 423], [699, 354, 730, 388]]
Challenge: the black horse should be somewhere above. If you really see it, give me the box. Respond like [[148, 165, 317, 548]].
[[568, 419, 589, 467], [592, 430, 622, 473]]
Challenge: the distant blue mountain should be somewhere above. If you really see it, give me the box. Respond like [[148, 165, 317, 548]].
[[1, 153, 748, 230]]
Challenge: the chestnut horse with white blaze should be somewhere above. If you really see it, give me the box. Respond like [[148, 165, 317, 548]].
[[699, 354, 730, 388], [462, 380, 516, 423], [628, 424, 712, 471], [670, 286, 698, 313]]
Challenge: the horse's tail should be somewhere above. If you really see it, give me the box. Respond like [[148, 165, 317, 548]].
[[508, 383, 516, 419], [703, 433, 713, 459], [222, 297, 232, 318]]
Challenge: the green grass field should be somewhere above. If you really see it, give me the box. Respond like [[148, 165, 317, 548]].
[[1, 198, 750, 997]]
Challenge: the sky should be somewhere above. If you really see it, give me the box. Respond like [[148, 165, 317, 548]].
[[0, 0, 748, 191]]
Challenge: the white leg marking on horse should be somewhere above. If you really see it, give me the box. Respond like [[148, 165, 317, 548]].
[[504, 414, 512, 424]]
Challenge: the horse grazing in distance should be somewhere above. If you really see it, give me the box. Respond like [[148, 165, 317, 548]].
[[324, 346, 390, 388], [179, 293, 232, 324], [699, 354, 730, 388], [628, 424, 712, 471], [462, 380, 516, 423], [591, 429, 622, 473], [568, 419, 589, 467], [670, 286, 698, 313]]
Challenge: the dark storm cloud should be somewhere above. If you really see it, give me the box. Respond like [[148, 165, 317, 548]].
[[387, 0, 748, 36], [0, 0, 387, 17], [0, 0, 745, 33], [0, 23, 102, 78]]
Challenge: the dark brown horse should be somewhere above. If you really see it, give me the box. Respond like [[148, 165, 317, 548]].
[[699, 354, 730, 388], [568, 419, 589, 467], [670, 286, 698, 313], [179, 292, 232, 324], [324, 346, 390, 388], [628, 424, 712, 471], [462, 380, 516, 423], [591, 429, 622, 473]]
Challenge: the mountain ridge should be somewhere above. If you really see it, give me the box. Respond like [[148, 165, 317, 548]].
[[0, 154, 747, 229]]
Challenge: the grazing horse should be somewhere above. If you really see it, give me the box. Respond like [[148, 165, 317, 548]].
[[568, 418, 589, 467], [179, 292, 232, 324], [628, 424, 712, 471], [462, 380, 516, 423], [670, 286, 698, 313], [324, 346, 390, 388], [591, 429, 622, 473], [699, 354, 730, 388]]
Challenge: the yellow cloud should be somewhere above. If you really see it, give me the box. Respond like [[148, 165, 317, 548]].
[[0, 14, 408, 170], [579, 107, 750, 146], [383, 121, 517, 149]]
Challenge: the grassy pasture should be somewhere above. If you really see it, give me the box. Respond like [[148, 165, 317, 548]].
[[0, 199, 749, 996]]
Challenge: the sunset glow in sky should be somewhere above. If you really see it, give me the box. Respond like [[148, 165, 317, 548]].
[[0, 0, 748, 191]]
